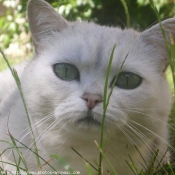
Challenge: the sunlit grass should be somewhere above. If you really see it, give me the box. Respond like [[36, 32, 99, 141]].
[[0, 48, 41, 171], [166, 68, 174, 93], [0, 55, 31, 72]]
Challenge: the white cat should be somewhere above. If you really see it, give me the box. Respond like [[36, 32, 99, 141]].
[[0, 0, 174, 174]]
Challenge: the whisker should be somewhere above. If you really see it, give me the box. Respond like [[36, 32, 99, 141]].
[[121, 120, 153, 160], [122, 108, 175, 132], [126, 120, 170, 162], [26, 118, 71, 162], [118, 119, 171, 169], [20, 112, 55, 140], [24, 110, 75, 160], [4, 112, 55, 164], [117, 122, 136, 147], [24, 116, 63, 158], [129, 120, 175, 152]]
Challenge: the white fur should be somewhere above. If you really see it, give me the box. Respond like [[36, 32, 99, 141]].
[[0, 0, 174, 174]]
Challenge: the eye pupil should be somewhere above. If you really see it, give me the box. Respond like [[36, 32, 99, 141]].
[[53, 63, 79, 81], [126, 76, 129, 85], [65, 67, 68, 76], [115, 72, 142, 89]]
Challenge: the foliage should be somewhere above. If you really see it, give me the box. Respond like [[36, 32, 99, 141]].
[[0, 0, 29, 53]]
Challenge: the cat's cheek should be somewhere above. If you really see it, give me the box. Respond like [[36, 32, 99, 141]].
[[105, 107, 128, 126]]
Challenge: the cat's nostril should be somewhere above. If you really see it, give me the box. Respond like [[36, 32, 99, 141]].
[[84, 98, 88, 102], [81, 93, 103, 109]]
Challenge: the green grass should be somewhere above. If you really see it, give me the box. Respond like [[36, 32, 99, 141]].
[[0, 49, 41, 168], [0, 55, 29, 72]]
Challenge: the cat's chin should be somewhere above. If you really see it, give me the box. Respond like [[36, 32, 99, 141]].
[[75, 110, 102, 130], [77, 116, 101, 126]]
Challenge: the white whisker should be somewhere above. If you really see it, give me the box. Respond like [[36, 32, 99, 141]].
[[129, 120, 175, 151], [122, 108, 175, 132]]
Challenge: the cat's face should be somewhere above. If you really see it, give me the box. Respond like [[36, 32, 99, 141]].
[[22, 0, 173, 137]]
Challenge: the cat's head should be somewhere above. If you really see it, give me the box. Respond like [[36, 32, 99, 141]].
[[22, 0, 174, 136]]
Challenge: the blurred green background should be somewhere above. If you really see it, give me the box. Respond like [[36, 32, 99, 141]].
[[0, 0, 175, 71]]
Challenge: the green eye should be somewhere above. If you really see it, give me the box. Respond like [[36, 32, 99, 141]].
[[115, 72, 142, 89], [54, 63, 79, 81]]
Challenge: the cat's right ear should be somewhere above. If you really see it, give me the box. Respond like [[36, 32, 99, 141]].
[[140, 18, 175, 72], [27, 0, 69, 53]]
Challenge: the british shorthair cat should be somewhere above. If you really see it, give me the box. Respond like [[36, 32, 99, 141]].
[[0, 0, 174, 174]]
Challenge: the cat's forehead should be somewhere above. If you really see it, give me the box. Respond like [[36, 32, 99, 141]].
[[39, 22, 146, 79], [48, 22, 140, 67], [63, 22, 140, 52]]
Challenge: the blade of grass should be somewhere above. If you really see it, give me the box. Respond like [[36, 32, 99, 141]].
[[126, 158, 145, 175], [0, 167, 7, 175], [168, 163, 175, 175], [120, 0, 130, 28], [149, 149, 159, 171], [128, 155, 140, 174], [98, 44, 116, 175], [134, 146, 148, 169], [0, 140, 29, 172], [85, 161, 95, 175], [7, 132, 29, 174], [71, 147, 98, 172], [149, 0, 175, 95], [169, 34, 175, 94], [0, 48, 41, 167], [154, 149, 168, 171], [12, 138, 57, 171], [95, 141, 119, 175], [17, 156, 23, 173], [11, 150, 19, 172], [106, 53, 128, 108], [149, 0, 169, 54], [51, 154, 76, 175], [103, 44, 117, 109], [98, 43, 128, 175], [0, 161, 26, 172], [148, 4, 175, 174]]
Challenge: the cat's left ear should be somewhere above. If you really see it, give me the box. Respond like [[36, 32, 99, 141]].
[[27, 0, 69, 53], [140, 18, 175, 72]]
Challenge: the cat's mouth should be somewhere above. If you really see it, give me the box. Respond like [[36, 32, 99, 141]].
[[77, 110, 101, 126]]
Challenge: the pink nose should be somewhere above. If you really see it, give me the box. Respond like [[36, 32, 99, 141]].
[[82, 93, 103, 109]]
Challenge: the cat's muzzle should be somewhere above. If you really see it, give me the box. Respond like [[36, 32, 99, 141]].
[[77, 110, 101, 126]]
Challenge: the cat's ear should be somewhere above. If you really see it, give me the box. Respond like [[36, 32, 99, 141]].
[[140, 18, 175, 72], [27, 0, 69, 53]]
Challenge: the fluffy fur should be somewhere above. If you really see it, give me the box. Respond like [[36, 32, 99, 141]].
[[0, 0, 174, 174]]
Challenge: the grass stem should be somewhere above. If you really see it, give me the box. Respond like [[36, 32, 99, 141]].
[[0, 49, 41, 167]]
